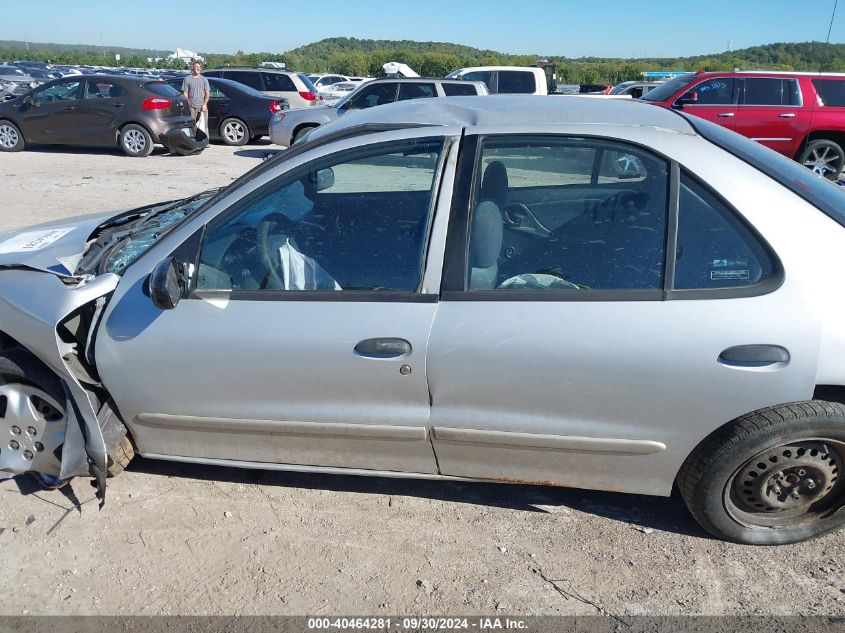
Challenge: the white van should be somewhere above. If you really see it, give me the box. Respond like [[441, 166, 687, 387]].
[[445, 66, 548, 95]]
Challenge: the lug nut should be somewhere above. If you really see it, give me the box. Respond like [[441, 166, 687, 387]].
[[26, 426, 36, 436], [8, 440, 19, 450], [34, 442, 43, 452], [790, 490, 801, 500], [10, 426, 21, 435], [23, 450, 33, 460], [804, 479, 817, 490], [771, 485, 783, 496]]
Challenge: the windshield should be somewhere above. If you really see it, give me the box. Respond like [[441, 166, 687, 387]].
[[102, 191, 216, 274], [687, 114, 845, 227], [640, 73, 696, 102]]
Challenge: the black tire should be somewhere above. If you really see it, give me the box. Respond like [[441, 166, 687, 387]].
[[0, 120, 25, 152], [799, 139, 844, 180], [292, 125, 318, 144], [219, 117, 249, 146], [250, 135, 263, 143], [119, 123, 154, 157], [678, 401, 845, 545]]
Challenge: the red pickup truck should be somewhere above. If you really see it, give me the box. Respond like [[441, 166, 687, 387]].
[[641, 70, 845, 179]]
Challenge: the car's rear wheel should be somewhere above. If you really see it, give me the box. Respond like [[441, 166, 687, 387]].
[[119, 124, 154, 157], [220, 118, 249, 146], [0, 120, 24, 152], [292, 125, 318, 144], [678, 401, 845, 544], [799, 139, 844, 180], [0, 349, 67, 484]]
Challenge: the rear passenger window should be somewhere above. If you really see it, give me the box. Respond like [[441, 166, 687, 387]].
[[466, 137, 669, 292], [443, 83, 479, 96], [226, 71, 263, 91], [345, 83, 397, 109], [674, 175, 774, 289], [742, 78, 799, 106], [497, 71, 535, 94], [262, 73, 296, 92], [398, 83, 436, 100], [461, 71, 494, 92], [813, 79, 845, 106]]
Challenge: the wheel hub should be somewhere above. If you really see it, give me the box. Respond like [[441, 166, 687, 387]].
[[0, 384, 65, 478], [733, 442, 840, 514]]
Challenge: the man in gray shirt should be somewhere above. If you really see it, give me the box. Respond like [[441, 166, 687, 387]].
[[182, 60, 210, 121]]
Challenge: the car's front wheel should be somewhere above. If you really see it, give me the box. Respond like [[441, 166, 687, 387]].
[[119, 124, 154, 157], [0, 349, 67, 484], [220, 117, 249, 146], [0, 120, 25, 152], [799, 139, 845, 180], [678, 401, 845, 545]]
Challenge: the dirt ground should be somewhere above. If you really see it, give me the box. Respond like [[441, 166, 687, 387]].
[[0, 143, 844, 618]]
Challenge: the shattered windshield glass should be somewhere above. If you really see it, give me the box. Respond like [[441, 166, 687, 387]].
[[102, 191, 215, 274]]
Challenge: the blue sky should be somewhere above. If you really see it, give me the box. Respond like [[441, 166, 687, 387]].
[[2, 0, 842, 58]]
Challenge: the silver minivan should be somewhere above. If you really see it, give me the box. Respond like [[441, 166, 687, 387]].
[[1, 96, 844, 545]]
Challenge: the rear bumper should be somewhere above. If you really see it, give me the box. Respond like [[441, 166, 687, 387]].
[[159, 128, 209, 155]]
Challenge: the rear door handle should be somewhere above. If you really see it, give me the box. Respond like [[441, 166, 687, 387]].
[[64, 106, 77, 111], [779, 113, 796, 118], [717, 113, 735, 118], [354, 338, 412, 359], [113, 103, 125, 108], [718, 345, 790, 368]]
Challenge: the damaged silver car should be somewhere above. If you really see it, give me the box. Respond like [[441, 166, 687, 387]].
[[2, 96, 845, 546]]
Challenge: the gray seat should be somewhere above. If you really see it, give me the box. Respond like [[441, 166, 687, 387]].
[[469, 161, 509, 289]]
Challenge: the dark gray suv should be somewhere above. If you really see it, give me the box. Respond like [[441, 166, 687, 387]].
[[0, 75, 196, 157]]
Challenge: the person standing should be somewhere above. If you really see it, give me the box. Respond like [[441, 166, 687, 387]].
[[182, 59, 210, 135]]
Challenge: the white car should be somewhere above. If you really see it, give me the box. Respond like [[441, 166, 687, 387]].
[[445, 66, 548, 95], [319, 81, 365, 105]]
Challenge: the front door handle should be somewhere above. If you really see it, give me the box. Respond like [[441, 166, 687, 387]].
[[779, 113, 796, 118], [718, 345, 789, 368], [717, 113, 735, 118], [354, 338, 412, 359]]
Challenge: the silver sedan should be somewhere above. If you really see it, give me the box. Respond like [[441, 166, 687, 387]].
[[1, 96, 845, 545]]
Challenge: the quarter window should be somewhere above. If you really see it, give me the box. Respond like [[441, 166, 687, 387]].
[[674, 174, 774, 289], [465, 137, 669, 291], [443, 83, 479, 96], [196, 138, 444, 293], [261, 72, 296, 92], [813, 79, 845, 107]]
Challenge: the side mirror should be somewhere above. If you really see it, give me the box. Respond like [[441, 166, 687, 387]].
[[313, 167, 335, 192], [675, 92, 698, 109], [149, 257, 185, 310]]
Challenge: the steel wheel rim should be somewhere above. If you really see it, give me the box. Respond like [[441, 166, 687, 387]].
[[0, 383, 65, 478], [124, 129, 146, 153], [224, 121, 245, 143], [0, 124, 18, 149], [803, 146, 843, 178], [724, 438, 845, 529]]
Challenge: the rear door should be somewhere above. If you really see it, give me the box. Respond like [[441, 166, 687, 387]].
[[735, 77, 808, 158], [18, 79, 82, 143], [426, 133, 812, 496], [75, 79, 128, 144], [398, 82, 437, 101], [677, 76, 738, 129]]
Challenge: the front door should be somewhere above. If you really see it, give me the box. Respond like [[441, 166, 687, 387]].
[[427, 134, 815, 496], [19, 79, 82, 143], [97, 134, 454, 474], [677, 76, 738, 130]]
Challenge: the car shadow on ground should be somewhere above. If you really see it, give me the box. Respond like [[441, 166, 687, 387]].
[[126, 456, 708, 539], [18, 144, 174, 157], [234, 148, 281, 160]]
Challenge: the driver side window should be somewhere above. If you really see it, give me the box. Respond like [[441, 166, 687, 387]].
[[33, 81, 81, 104], [196, 138, 444, 294]]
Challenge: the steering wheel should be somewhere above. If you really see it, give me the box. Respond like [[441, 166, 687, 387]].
[[257, 212, 297, 289], [498, 270, 583, 290]]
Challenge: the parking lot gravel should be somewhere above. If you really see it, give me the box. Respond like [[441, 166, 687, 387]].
[[0, 143, 844, 618]]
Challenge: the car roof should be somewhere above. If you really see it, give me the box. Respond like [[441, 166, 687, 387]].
[[310, 95, 695, 141], [369, 77, 481, 83]]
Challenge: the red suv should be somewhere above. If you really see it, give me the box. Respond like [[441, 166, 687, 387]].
[[642, 70, 845, 179]]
